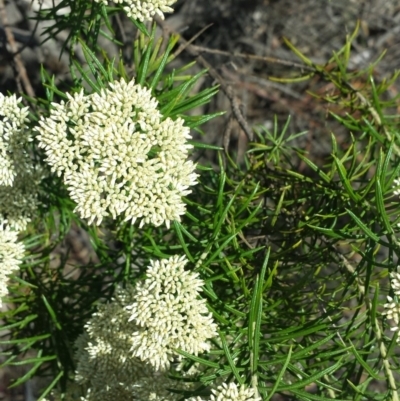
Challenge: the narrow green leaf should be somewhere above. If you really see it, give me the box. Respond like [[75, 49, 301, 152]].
[[278, 35, 315, 64], [0, 333, 50, 346], [9, 360, 43, 388], [219, 331, 244, 384], [269, 73, 315, 83], [306, 224, 346, 240], [249, 248, 268, 378], [290, 388, 346, 401], [187, 141, 223, 150], [278, 360, 341, 390], [9, 355, 56, 366], [161, 71, 208, 116], [150, 35, 179, 89], [290, 333, 337, 359], [271, 189, 285, 227], [264, 260, 278, 290], [170, 86, 220, 115], [206, 304, 230, 325], [265, 346, 292, 400], [183, 111, 225, 128], [374, 150, 393, 235], [137, 26, 156, 85], [269, 322, 330, 342], [174, 221, 198, 243], [37, 370, 64, 401], [78, 38, 109, 84], [71, 59, 100, 92], [236, 182, 260, 216], [349, 343, 382, 380], [345, 209, 381, 242], [333, 155, 360, 203], [148, 37, 163, 69], [297, 154, 331, 183], [173, 221, 194, 262], [41, 295, 62, 330], [175, 349, 220, 368], [0, 315, 38, 333]]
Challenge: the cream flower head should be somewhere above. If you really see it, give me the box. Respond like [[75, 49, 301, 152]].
[[36, 79, 197, 227], [0, 94, 41, 231], [0, 93, 30, 187], [74, 286, 194, 401], [93, 0, 177, 21], [0, 164, 43, 231], [0, 224, 25, 308], [127, 255, 218, 370]]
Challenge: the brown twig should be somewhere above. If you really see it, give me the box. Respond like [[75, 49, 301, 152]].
[[0, 0, 35, 98], [221, 65, 304, 100], [200, 56, 254, 142], [222, 114, 234, 152], [155, 16, 254, 142], [189, 44, 315, 72], [172, 23, 213, 59]]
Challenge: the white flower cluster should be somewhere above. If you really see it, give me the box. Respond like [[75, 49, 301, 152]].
[[189, 383, 260, 401], [0, 224, 25, 308], [36, 79, 197, 227], [0, 165, 43, 232], [94, 0, 177, 21], [383, 266, 400, 338], [0, 94, 38, 306], [127, 255, 218, 370], [71, 255, 217, 400], [0, 94, 42, 231], [0, 93, 30, 186], [73, 285, 194, 401]]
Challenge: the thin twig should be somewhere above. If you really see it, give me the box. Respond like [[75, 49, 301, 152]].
[[222, 65, 304, 99], [0, 0, 35, 98], [189, 44, 315, 72], [172, 23, 213, 60], [201, 56, 254, 142], [223, 114, 235, 152]]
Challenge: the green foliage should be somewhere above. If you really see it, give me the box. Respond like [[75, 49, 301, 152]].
[[1, 6, 400, 401]]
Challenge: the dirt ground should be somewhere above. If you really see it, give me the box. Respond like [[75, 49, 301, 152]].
[[1, 0, 400, 399]]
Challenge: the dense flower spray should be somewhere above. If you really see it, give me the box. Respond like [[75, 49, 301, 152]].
[[0, 224, 25, 308], [0, 166, 43, 231], [71, 255, 217, 400], [0, 94, 41, 231], [74, 287, 187, 401], [93, 0, 177, 21], [0, 93, 30, 186], [36, 79, 197, 227], [127, 255, 218, 370]]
